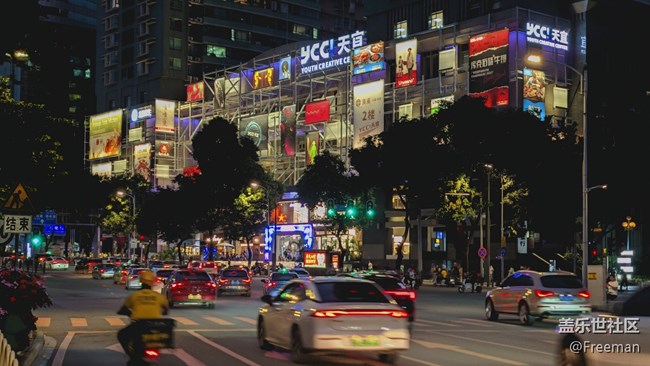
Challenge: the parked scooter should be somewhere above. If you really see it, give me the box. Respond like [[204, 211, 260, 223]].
[[457, 278, 482, 293]]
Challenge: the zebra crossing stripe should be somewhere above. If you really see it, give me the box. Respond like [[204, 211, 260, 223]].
[[70, 318, 88, 327], [35, 317, 51, 327], [173, 317, 198, 325], [204, 316, 234, 326], [234, 317, 256, 325], [105, 317, 126, 326]]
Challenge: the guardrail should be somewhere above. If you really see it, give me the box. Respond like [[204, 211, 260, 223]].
[[0, 330, 20, 366]]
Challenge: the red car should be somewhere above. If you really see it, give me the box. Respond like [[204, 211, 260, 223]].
[[161, 269, 216, 308]]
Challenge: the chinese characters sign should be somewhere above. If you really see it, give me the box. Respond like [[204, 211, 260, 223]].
[[469, 28, 510, 107], [155, 99, 175, 133], [3, 215, 32, 234], [133, 143, 152, 182], [353, 80, 384, 148], [299, 31, 365, 75], [526, 22, 569, 51], [304, 250, 327, 268]]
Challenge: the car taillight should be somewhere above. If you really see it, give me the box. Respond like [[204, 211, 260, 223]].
[[268, 282, 277, 287], [312, 309, 409, 318], [100, 269, 104, 273], [383, 290, 416, 301], [206, 282, 216, 288], [130, 275, 137, 280], [578, 290, 590, 299], [144, 349, 159, 359], [535, 289, 555, 298], [171, 282, 185, 288], [219, 278, 228, 284], [242, 278, 251, 284]]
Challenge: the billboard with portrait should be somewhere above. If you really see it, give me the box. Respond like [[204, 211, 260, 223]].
[[89, 109, 122, 160], [522, 68, 547, 120], [353, 80, 384, 148], [155, 141, 174, 158], [280, 105, 296, 157], [279, 57, 292, 81], [155, 99, 175, 133], [239, 114, 269, 151], [469, 28, 510, 107], [133, 143, 152, 182], [395, 39, 418, 88], [186, 81, 204, 102]]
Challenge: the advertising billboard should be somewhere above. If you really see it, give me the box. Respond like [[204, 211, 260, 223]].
[[522, 68, 547, 120], [279, 57, 292, 81], [298, 31, 365, 76], [214, 77, 225, 108], [469, 28, 510, 107], [155, 141, 174, 158], [352, 41, 385, 75], [305, 100, 330, 124], [252, 67, 276, 90], [395, 39, 418, 88], [280, 105, 296, 157], [353, 80, 384, 148], [155, 99, 175, 133], [303, 250, 327, 268], [186, 81, 204, 102], [91, 162, 112, 178], [133, 143, 152, 182], [89, 109, 122, 160], [305, 131, 319, 166], [239, 114, 269, 151]]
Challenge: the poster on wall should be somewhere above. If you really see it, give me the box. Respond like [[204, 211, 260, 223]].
[[468, 28, 510, 107], [155, 141, 174, 158], [522, 68, 547, 120], [133, 143, 151, 182], [303, 250, 327, 268], [395, 39, 418, 88], [186, 81, 204, 102], [305, 100, 330, 124], [252, 67, 275, 90], [214, 77, 225, 108], [91, 162, 112, 178], [89, 109, 122, 160], [353, 79, 384, 148], [155, 99, 175, 133], [305, 131, 320, 166], [352, 41, 385, 75], [279, 57, 292, 81], [280, 105, 296, 157], [239, 114, 269, 151]]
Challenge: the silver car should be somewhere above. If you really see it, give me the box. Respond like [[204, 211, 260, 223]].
[[485, 270, 591, 325], [124, 267, 149, 290]]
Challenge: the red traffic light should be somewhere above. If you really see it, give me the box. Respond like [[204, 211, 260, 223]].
[[139, 235, 145, 241], [592, 249, 598, 257]]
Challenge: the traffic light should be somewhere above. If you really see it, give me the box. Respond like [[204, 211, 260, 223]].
[[327, 199, 336, 218], [345, 200, 357, 219], [30, 233, 44, 248], [365, 200, 375, 218]]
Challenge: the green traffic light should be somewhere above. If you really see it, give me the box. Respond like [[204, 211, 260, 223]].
[[31, 235, 42, 246], [366, 201, 375, 218], [345, 200, 357, 218]]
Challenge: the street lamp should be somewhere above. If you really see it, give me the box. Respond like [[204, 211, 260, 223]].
[[116, 188, 136, 261], [251, 182, 276, 269], [527, 54, 589, 287], [621, 216, 636, 251], [484, 163, 493, 282]]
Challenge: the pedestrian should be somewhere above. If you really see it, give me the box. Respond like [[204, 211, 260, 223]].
[[606, 275, 618, 301], [508, 267, 515, 276], [489, 265, 495, 287], [367, 261, 373, 271], [407, 266, 416, 289]]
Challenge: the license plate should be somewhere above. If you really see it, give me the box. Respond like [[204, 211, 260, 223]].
[[351, 335, 380, 347], [188, 294, 202, 300], [233, 280, 239, 284], [560, 295, 573, 301]]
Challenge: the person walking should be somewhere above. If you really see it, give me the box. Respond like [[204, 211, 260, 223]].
[[488, 265, 495, 287], [606, 274, 619, 301]]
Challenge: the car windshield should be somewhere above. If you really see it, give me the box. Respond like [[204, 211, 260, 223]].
[[271, 273, 298, 281], [156, 270, 174, 278], [175, 272, 211, 281], [367, 277, 406, 290], [540, 275, 583, 288], [316, 282, 389, 303], [221, 270, 248, 278]]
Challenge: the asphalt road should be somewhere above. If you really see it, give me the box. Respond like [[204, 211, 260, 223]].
[[32, 269, 564, 366]]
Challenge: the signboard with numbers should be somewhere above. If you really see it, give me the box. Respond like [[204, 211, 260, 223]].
[[3, 214, 33, 234]]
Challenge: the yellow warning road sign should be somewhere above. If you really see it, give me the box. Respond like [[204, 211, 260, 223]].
[[3, 183, 30, 210]]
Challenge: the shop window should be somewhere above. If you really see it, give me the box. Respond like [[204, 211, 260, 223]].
[[428, 11, 443, 29], [394, 20, 407, 39]]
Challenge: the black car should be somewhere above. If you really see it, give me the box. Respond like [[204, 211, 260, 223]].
[[338, 272, 416, 321]]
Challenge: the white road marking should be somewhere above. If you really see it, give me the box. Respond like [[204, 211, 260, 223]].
[[204, 316, 234, 326], [188, 330, 261, 366], [35, 317, 51, 327], [105, 316, 126, 326], [420, 330, 554, 356], [415, 319, 459, 327], [412, 339, 526, 365], [173, 317, 198, 325], [452, 319, 492, 327], [234, 316, 257, 325], [400, 354, 442, 366], [70, 318, 87, 327]]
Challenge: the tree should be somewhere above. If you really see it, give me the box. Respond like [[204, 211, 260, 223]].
[[149, 188, 198, 264], [221, 187, 267, 268]]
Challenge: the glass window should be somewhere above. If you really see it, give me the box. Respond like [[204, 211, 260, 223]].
[[170, 18, 183, 32], [293, 24, 308, 37], [394, 20, 408, 39], [271, 273, 299, 281], [136, 61, 149, 76], [175, 271, 211, 281], [500, 276, 515, 287], [169, 37, 182, 51], [207, 45, 226, 58], [221, 270, 248, 278], [540, 275, 583, 289], [316, 282, 389, 303], [512, 274, 534, 286], [169, 57, 181, 70], [231, 29, 251, 42], [428, 11, 444, 29]]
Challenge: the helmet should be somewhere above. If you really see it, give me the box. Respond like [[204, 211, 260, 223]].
[[139, 270, 155, 286]]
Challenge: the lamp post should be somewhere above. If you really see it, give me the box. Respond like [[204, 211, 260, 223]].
[[527, 55, 588, 287], [621, 216, 636, 251], [251, 182, 275, 269], [484, 163, 493, 282], [117, 189, 136, 261]]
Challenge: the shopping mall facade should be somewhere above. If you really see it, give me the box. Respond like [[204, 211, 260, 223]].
[[85, 7, 584, 268]]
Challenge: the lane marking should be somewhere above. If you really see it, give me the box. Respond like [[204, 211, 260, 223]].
[[52, 331, 75, 366], [70, 318, 87, 327], [164, 348, 207, 366], [415, 319, 459, 327], [188, 330, 261, 366], [204, 316, 234, 326], [412, 339, 526, 366], [105, 317, 126, 326], [452, 320, 491, 327], [35, 317, 51, 327], [234, 316, 257, 325], [400, 354, 442, 366], [174, 317, 198, 325], [419, 330, 554, 356]]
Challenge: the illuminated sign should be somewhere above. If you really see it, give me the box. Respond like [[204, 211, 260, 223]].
[[186, 81, 204, 102], [526, 22, 569, 51], [304, 250, 327, 268], [130, 105, 153, 122], [305, 100, 330, 124], [299, 31, 365, 75], [352, 41, 385, 75], [263, 224, 314, 261]]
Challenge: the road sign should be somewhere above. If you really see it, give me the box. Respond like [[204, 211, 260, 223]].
[[33, 209, 57, 226], [517, 238, 527, 254], [478, 247, 487, 259], [500, 247, 507, 257], [3, 183, 34, 211], [43, 224, 66, 236], [3, 214, 33, 234]]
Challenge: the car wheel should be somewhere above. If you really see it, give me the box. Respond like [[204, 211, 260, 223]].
[[257, 319, 273, 350], [485, 299, 499, 321], [379, 353, 398, 364], [291, 328, 308, 364], [458, 286, 465, 293], [518, 302, 534, 326], [558, 334, 586, 366]]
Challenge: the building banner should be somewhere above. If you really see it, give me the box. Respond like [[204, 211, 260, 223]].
[[279, 57, 292, 81], [353, 79, 384, 148], [239, 114, 269, 151], [91, 162, 112, 178], [280, 105, 296, 157], [305, 100, 330, 124], [353, 41, 385, 75], [395, 39, 417, 88], [469, 28, 510, 107], [155, 99, 175, 133], [522, 68, 547, 120], [89, 109, 122, 160], [186, 81, 204, 102], [133, 143, 152, 182], [305, 131, 319, 166], [155, 141, 174, 158]]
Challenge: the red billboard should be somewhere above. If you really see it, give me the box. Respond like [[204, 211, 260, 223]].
[[305, 100, 330, 124], [468, 28, 510, 108], [186, 81, 204, 102]]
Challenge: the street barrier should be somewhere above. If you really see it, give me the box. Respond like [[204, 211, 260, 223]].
[[0, 330, 19, 366]]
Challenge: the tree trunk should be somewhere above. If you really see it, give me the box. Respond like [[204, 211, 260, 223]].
[[176, 240, 184, 264], [246, 237, 253, 269], [395, 214, 410, 271]]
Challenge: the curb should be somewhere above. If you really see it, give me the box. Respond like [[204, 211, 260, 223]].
[[17, 331, 57, 366]]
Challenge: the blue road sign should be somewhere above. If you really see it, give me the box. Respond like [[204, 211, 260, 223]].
[[43, 224, 66, 236], [33, 210, 57, 226], [500, 247, 507, 257]]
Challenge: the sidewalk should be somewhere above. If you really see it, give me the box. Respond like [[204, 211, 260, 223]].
[[16, 330, 56, 366]]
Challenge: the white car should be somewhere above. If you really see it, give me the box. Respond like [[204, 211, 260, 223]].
[[557, 285, 650, 366], [47, 256, 69, 270], [257, 277, 410, 364]]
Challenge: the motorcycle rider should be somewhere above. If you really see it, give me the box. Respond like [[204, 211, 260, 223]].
[[117, 270, 169, 365]]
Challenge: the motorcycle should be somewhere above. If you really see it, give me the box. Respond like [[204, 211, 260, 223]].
[[123, 318, 175, 365], [457, 278, 482, 293]]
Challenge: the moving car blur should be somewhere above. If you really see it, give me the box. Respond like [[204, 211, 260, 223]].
[[161, 269, 217, 308], [124, 267, 149, 290]]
